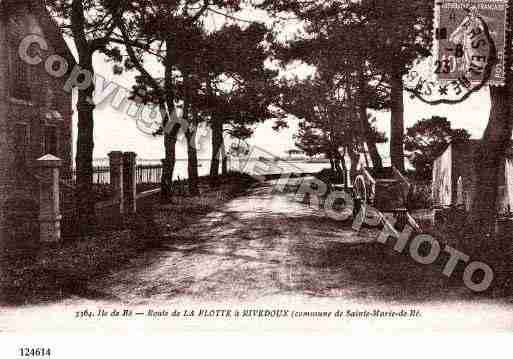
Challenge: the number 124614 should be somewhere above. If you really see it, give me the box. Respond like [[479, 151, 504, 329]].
[[19, 348, 51, 357]]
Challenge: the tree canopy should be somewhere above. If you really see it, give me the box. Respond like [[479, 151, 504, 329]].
[[405, 116, 471, 180]]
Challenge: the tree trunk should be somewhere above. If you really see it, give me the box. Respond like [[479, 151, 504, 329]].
[[71, 0, 96, 236], [358, 70, 383, 171], [75, 62, 96, 235], [186, 127, 200, 196], [70, 0, 96, 235], [221, 142, 228, 175], [390, 69, 405, 172], [162, 126, 179, 197], [161, 38, 178, 197], [182, 72, 199, 196], [463, 13, 513, 256], [186, 107, 200, 197], [210, 116, 223, 177], [464, 85, 512, 252]]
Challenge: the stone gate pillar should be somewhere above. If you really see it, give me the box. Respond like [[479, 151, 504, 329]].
[[109, 151, 124, 215], [37, 154, 62, 243], [123, 152, 137, 214]]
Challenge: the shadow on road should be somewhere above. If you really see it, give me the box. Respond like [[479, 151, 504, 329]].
[[82, 182, 501, 305]]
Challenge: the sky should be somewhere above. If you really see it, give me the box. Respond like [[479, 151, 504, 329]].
[[78, 55, 492, 161], [65, 7, 494, 162]]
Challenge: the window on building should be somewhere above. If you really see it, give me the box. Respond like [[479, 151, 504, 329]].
[[43, 125, 58, 156], [14, 123, 29, 164], [9, 39, 31, 100]]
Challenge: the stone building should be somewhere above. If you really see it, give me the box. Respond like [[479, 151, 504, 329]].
[[0, 0, 74, 241], [432, 140, 513, 214]]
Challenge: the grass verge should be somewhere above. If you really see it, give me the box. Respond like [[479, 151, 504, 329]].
[[0, 172, 257, 306]]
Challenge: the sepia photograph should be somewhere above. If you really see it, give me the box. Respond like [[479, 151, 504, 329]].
[[0, 0, 512, 349]]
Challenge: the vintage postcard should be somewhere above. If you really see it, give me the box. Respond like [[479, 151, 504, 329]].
[[1, 0, 513, 353]]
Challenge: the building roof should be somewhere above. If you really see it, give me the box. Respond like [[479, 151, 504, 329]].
[[1, 0, 76, 67]]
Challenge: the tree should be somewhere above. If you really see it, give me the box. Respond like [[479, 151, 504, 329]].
[[279, 75, 348, 177], [262, 5, 387, 170], [260, 0, 433, 172], [405, 116, 471, 180], [358, 0, 433, 172], [465, 85, 513, 250], [196, 23, 279, 177], [460, 7, 513, 251], [112, 3, 279, 189], [110, 0, 242, 196], [278, 70, 386, 182], [47, 0, 118, 234]]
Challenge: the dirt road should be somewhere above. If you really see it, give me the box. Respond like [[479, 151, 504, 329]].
[[1, 180, 512, 332]]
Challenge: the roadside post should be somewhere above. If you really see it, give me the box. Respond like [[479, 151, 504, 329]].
[[37, 154, 63, 243]]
